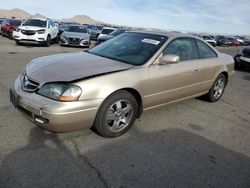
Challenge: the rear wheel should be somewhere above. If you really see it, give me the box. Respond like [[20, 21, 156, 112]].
[[205, 74, 227, 102], [93, 90, 138, 138]]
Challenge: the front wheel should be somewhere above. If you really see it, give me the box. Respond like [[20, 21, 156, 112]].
[[45, 35, 51, 47], [93, 90, 138, 138], [9, 30, 13, 39], [205, 74, 227, 102], [234, 55, 241, 69]]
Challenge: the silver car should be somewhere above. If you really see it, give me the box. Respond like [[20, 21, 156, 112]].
[[10, 31, 234, 138], [60, 25, 91, 47]]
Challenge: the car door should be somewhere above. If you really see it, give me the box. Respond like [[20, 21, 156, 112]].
[[145, 37, 207, 109], [192, 39, 220, 91], [47, 21, 53, 38], [50, 21, 58, 38], [1, 19, 7, 35]]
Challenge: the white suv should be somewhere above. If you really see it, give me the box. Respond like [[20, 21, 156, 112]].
[[13, 18, 58, 46]]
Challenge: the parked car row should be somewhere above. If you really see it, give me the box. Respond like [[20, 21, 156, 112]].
[[1, 17, 120, 47], [191, 33, 250, 47], [214, 35, 250, 47]]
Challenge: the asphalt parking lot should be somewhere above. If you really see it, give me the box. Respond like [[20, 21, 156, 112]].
[[0, 36, 250, 188]]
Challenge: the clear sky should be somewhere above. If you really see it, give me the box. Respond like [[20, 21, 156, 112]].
[[0, 0, 249, 35]]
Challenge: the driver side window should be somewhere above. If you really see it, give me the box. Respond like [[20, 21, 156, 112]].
[[47, 21, 51, 29], [163, 38, 197, 61]]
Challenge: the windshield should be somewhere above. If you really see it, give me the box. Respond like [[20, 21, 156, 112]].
[[102, 28, 115, 35], [66, 26, 87, 33], [0, 19, 3, 24], [59, 24, 68, 30], [22, 19, 46, 27], [10, 20, 22, 26], [96, 26, 103, 30], [202, 36, 212, 40], [110, 29, 126, 36], [89, 32, 167, 65]]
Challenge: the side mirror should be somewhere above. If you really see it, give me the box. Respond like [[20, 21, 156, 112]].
[[159, 54, 179, 65]]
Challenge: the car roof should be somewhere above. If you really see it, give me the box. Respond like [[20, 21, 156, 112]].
[[128, 30, 201, 39], [103, 27, 116, 30], [67, 24, 86, 27]]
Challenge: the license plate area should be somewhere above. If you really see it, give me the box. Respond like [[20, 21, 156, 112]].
[[10, 89, 20, 108]]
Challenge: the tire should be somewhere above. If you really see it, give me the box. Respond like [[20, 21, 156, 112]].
[[54, 36, 60, 43], [9, 30, 13, 39], [205, 74, 227, 102], [45, 35, 51, 47], [234, 55, 241, 69], [16, 41, 20, 45], [93, 90, 138, 138]]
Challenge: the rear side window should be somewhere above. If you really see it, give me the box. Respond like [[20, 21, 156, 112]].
[[48, 21, 51, 28], [102, 29, 115, 35], [51, 21, 55, 27], [196, 40, 217, 59], [163, 38, 197, 61]]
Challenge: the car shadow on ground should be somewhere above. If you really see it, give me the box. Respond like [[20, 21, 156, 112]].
[[0, 127, 250, 188]]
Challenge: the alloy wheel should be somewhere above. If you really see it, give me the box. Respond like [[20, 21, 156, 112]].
[[106, 100, 133, 133]]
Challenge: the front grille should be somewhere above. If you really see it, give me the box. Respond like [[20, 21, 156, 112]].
[[68, 37, 80, 44], [22, 75, 39, 92], [21, 30, 36, 36]]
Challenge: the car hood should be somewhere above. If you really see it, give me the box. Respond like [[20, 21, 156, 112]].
[[62, 31, 89, 39], [25, 52, 133, 85], [19, 26, 45, 31]]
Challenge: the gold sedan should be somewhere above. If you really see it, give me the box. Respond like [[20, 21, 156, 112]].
[[10, 31, 234, 137]]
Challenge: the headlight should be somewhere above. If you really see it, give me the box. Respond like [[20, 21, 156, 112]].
[[16, 27, 20, 32], [38, 83, 82, 102], [37, 29, 46, 34]]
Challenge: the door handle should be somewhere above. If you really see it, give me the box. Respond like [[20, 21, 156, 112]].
[[194, 68, 199, 72]]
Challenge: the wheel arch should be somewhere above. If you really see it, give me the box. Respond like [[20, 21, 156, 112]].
[[219, 71, 228, 85], [100, 87, 143, 119], [121, 88, 143, 118]]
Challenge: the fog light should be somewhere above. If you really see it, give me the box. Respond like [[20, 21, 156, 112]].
[[34, 116, 49, 125]]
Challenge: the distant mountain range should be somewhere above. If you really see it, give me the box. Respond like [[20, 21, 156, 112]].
[[0, 8, 99, 24]]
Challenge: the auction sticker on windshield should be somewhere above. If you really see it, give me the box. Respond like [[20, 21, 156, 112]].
[[141, 39, 160, 45]]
